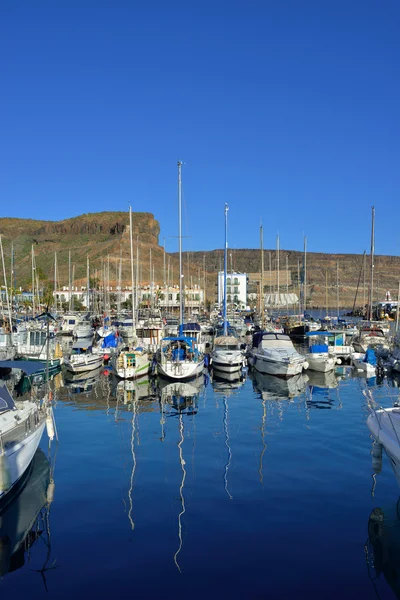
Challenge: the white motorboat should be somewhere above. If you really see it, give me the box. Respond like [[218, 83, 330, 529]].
[[305, 331, 336, 373], [73, 320, 93, 339], [63, 341, 103, 373], [326, 329, 354, 364], [210, 334, 246, 374], [352, 324, 389, 354], [247, 331, 308, 378], [352, 350, 377, 377]]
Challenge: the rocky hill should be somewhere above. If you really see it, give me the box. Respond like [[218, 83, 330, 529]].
[[0, 212, 399, 309]]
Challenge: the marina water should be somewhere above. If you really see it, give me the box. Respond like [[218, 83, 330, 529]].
[[2, 362, 400, 599]]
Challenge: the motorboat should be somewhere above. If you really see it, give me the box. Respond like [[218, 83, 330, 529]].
[[58, 313, 80, 336], [247, 331, 308, 378], [210, 334, 246, 375], [305, 331, 336, 372], [352, 348, 377, 377], [73, 320, 93, 339], [63, 341, 103, 373], [352, 324, 389, 354], [325, 329, 354, 364]]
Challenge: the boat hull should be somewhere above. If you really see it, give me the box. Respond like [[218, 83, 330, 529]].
[[64, 355, 104, 373], [157, 359, 204, 381], [306, 354, 336, 373], [249, 352, 307, 377], [0, 420, 46, 500]]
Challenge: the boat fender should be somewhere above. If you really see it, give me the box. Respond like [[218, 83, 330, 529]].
[[46, 479, 56, 504], [0, 454, 11, 494], [371, 441, 382, 474], [336, 358, 342, 365], [46, 414, 55, 441]]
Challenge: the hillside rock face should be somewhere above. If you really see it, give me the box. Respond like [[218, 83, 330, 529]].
[[1, 212, 399, 309]]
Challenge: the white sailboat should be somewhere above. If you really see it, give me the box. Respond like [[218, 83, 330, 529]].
[[156, 162, 204, 381], [0, 359, 54, 502], [210, 204, 246, 376], [112, 207, 150, 380]]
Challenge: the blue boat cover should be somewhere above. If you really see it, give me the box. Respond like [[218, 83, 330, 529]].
[[102, 333, 119, 348], [364, 348, 377, 365]]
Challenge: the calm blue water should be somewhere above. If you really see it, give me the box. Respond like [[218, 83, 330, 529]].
[[2, 364, 400, 599]]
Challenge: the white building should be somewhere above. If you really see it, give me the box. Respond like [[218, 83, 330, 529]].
[[217, 272, 247, 307]]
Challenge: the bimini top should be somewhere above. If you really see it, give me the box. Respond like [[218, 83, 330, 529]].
[[162, 336, 197, 345], [306, 331, 334, 337], [0, 359, 47, 376]]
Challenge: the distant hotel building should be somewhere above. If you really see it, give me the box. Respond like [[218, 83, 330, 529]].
[[217, 272, 247, 308]]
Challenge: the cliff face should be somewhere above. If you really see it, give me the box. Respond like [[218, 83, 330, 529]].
[[1, 212, 399, 309]]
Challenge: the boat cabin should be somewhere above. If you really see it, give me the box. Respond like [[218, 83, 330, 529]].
[[252, 331, 293, 349], [61, 314, 81, 333]]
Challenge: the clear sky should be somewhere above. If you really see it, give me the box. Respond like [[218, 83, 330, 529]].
[[1, 1, 399, 256]]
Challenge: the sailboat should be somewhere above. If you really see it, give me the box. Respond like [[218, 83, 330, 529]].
[[210, 204, 246, 376], [112, 207, 150, 380], [156, 162, 204, 381]]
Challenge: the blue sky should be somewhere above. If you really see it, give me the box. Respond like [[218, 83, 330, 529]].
[[1, 1, 399, 256]]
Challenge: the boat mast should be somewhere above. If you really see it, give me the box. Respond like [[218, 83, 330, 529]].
[[54, 251, 58, 313], [260, 223, 264, 327], [129, 206, 136, 341], [368, 206, 375, 321], [87, 255, 90, 313], [303, 236, 307, 314], [276, 234, 280, 308], [223, 203, 229, 336], [0, 236, 12, 331], [396, 279, 400, 333], [178, 161, 183, 328], [68, 249, 71, 312], [31, 245, 36, 317], [336, 260, 339, 318]]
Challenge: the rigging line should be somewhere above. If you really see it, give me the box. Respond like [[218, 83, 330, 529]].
[[128, 400, 137, 531], [258, 396, 267, 485], [223, 396, 233, 500], [174, 411, 186, 573]]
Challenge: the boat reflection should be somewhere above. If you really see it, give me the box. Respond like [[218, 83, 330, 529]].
[[62, 366, 103, 395], [366, 498, 400, 599], [251, 370, 308, 400], [157, 376, 204, 414], [306, 370, 338, 389], [0, 449, 54, 582], [115, 375, 155, 405], [212, 368, 246, 395]]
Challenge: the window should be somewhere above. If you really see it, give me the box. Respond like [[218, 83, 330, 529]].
[[234, 286, 239, 293], [234, 295, 239, 302], [234, 278, 239, 284], [227, 295, 231, 302], [168, 294, 173, 301], [227, 277, 231, 284]]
